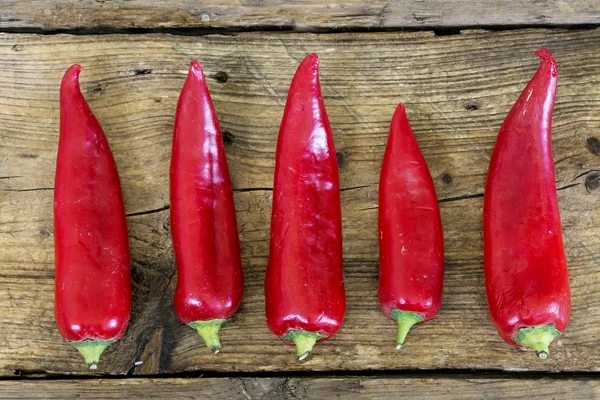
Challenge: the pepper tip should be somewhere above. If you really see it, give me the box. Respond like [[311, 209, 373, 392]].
[[391, 310, 424, 350], [534, 48, 557, 75], [189, 319, 225, 354], [283, 331, 321, 362], [70, 340, 113, 370], [394, 103, 407, 118], [63, 64, 82, 83], [536, 350, 549, 359], [514, 325, 560, 360], [302, 53, 320, 69], [534, 48, 553, 61], [189, 60, 204, 79]]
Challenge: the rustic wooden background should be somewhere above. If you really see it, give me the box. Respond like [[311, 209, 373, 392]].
[[1, 1, 599, 398]]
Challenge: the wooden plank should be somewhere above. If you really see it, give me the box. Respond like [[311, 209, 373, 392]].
[[1, 0, 599, 31], [0, 376, 599, 399], [1, 29, 599, 376]]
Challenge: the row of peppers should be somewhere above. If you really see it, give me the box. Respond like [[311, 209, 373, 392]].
[[54, 49, 570, 368]]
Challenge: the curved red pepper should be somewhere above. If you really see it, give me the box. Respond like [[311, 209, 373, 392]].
[[54, 65, 131, 369], [378, 104, 444, 349], [265, 54, 345, 360], [170, 61, 243, 353], [484, 49, 570, 358]]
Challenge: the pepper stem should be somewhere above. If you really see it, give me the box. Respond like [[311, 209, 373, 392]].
[[390, 310, 424, 350], [189, 319, 227, 354], [514, 324, 562, 359], [70, 340, 114, 370], [282, 331, 323, 361]]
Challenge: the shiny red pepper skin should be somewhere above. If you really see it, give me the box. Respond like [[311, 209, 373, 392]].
[[265, 54, 345, 360], [378, 104, 444, 349], [55, 65, 131, 368], [484, 49, 570, 358], [170, 61, 243, 353]]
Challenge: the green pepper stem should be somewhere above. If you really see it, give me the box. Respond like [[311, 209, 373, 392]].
[[282, 331, 323, 361], [390, 310, 424, 350], [189, 319, 227, 354], [70, 340, 114, 370], [514, 324, 562, 359]]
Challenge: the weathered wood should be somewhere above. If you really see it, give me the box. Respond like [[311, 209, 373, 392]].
[[1, 0, 599, 31], [1, 376, 599, 399], [0, 29, 599, 376]]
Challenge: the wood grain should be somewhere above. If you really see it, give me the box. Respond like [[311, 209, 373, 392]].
[[1, 376, 599, 399], [0, 0, 599, 31], [0, 29, 599, 376]]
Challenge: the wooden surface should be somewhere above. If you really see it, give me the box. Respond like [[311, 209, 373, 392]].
[[1, 29, 599, 377], [1, 376, 599, 399], [1, 0, 599, 31]]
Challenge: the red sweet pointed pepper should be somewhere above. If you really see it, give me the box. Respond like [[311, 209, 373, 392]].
[[484, 49, 571, 358], [265, 54, 345, 360], [170, 61, 243, 353], [54, 65, 131, 369], [378, 104, 444, 349]]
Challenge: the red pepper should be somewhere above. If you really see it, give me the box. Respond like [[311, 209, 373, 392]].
[[54, 65, 131, 369], [484, 49, 570, 358], [265, 54, 345, 360], [170, 61, 243, 353], [378, 104, 444, 349]]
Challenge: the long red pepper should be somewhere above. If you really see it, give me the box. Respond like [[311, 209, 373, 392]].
[[170, 61, 243, 353], [484, 49, 570, 358], [265, 54, 345, 360], [378, 104, 444, 349], [54, 65, 131, 369]]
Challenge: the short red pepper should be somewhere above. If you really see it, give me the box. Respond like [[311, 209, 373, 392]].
[[54, 65, 131, 369], [265, 54, 346, 360], [484, 49, 571, 358], [170, 61, 244, 353], [378, 104, 444, 349]]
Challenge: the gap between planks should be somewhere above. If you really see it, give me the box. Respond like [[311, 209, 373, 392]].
[[1, 0, 600, 33], [7, 368, 600, 382], [1, 24, 600, 37]]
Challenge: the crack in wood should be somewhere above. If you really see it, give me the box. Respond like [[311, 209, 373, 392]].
[[438, 181, 582, 204], [557, 182, 580, 191], [5, 181, 583, 216], [340, 183, 377, 192], [2, 187, 53, 192], [438, 193, 484, 203], [355, 205, 378, 211], [126, 205, 170, 217], [237, 377, 253, 400], [233, 187, 273, 193], [573, 169, 600, 181]]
